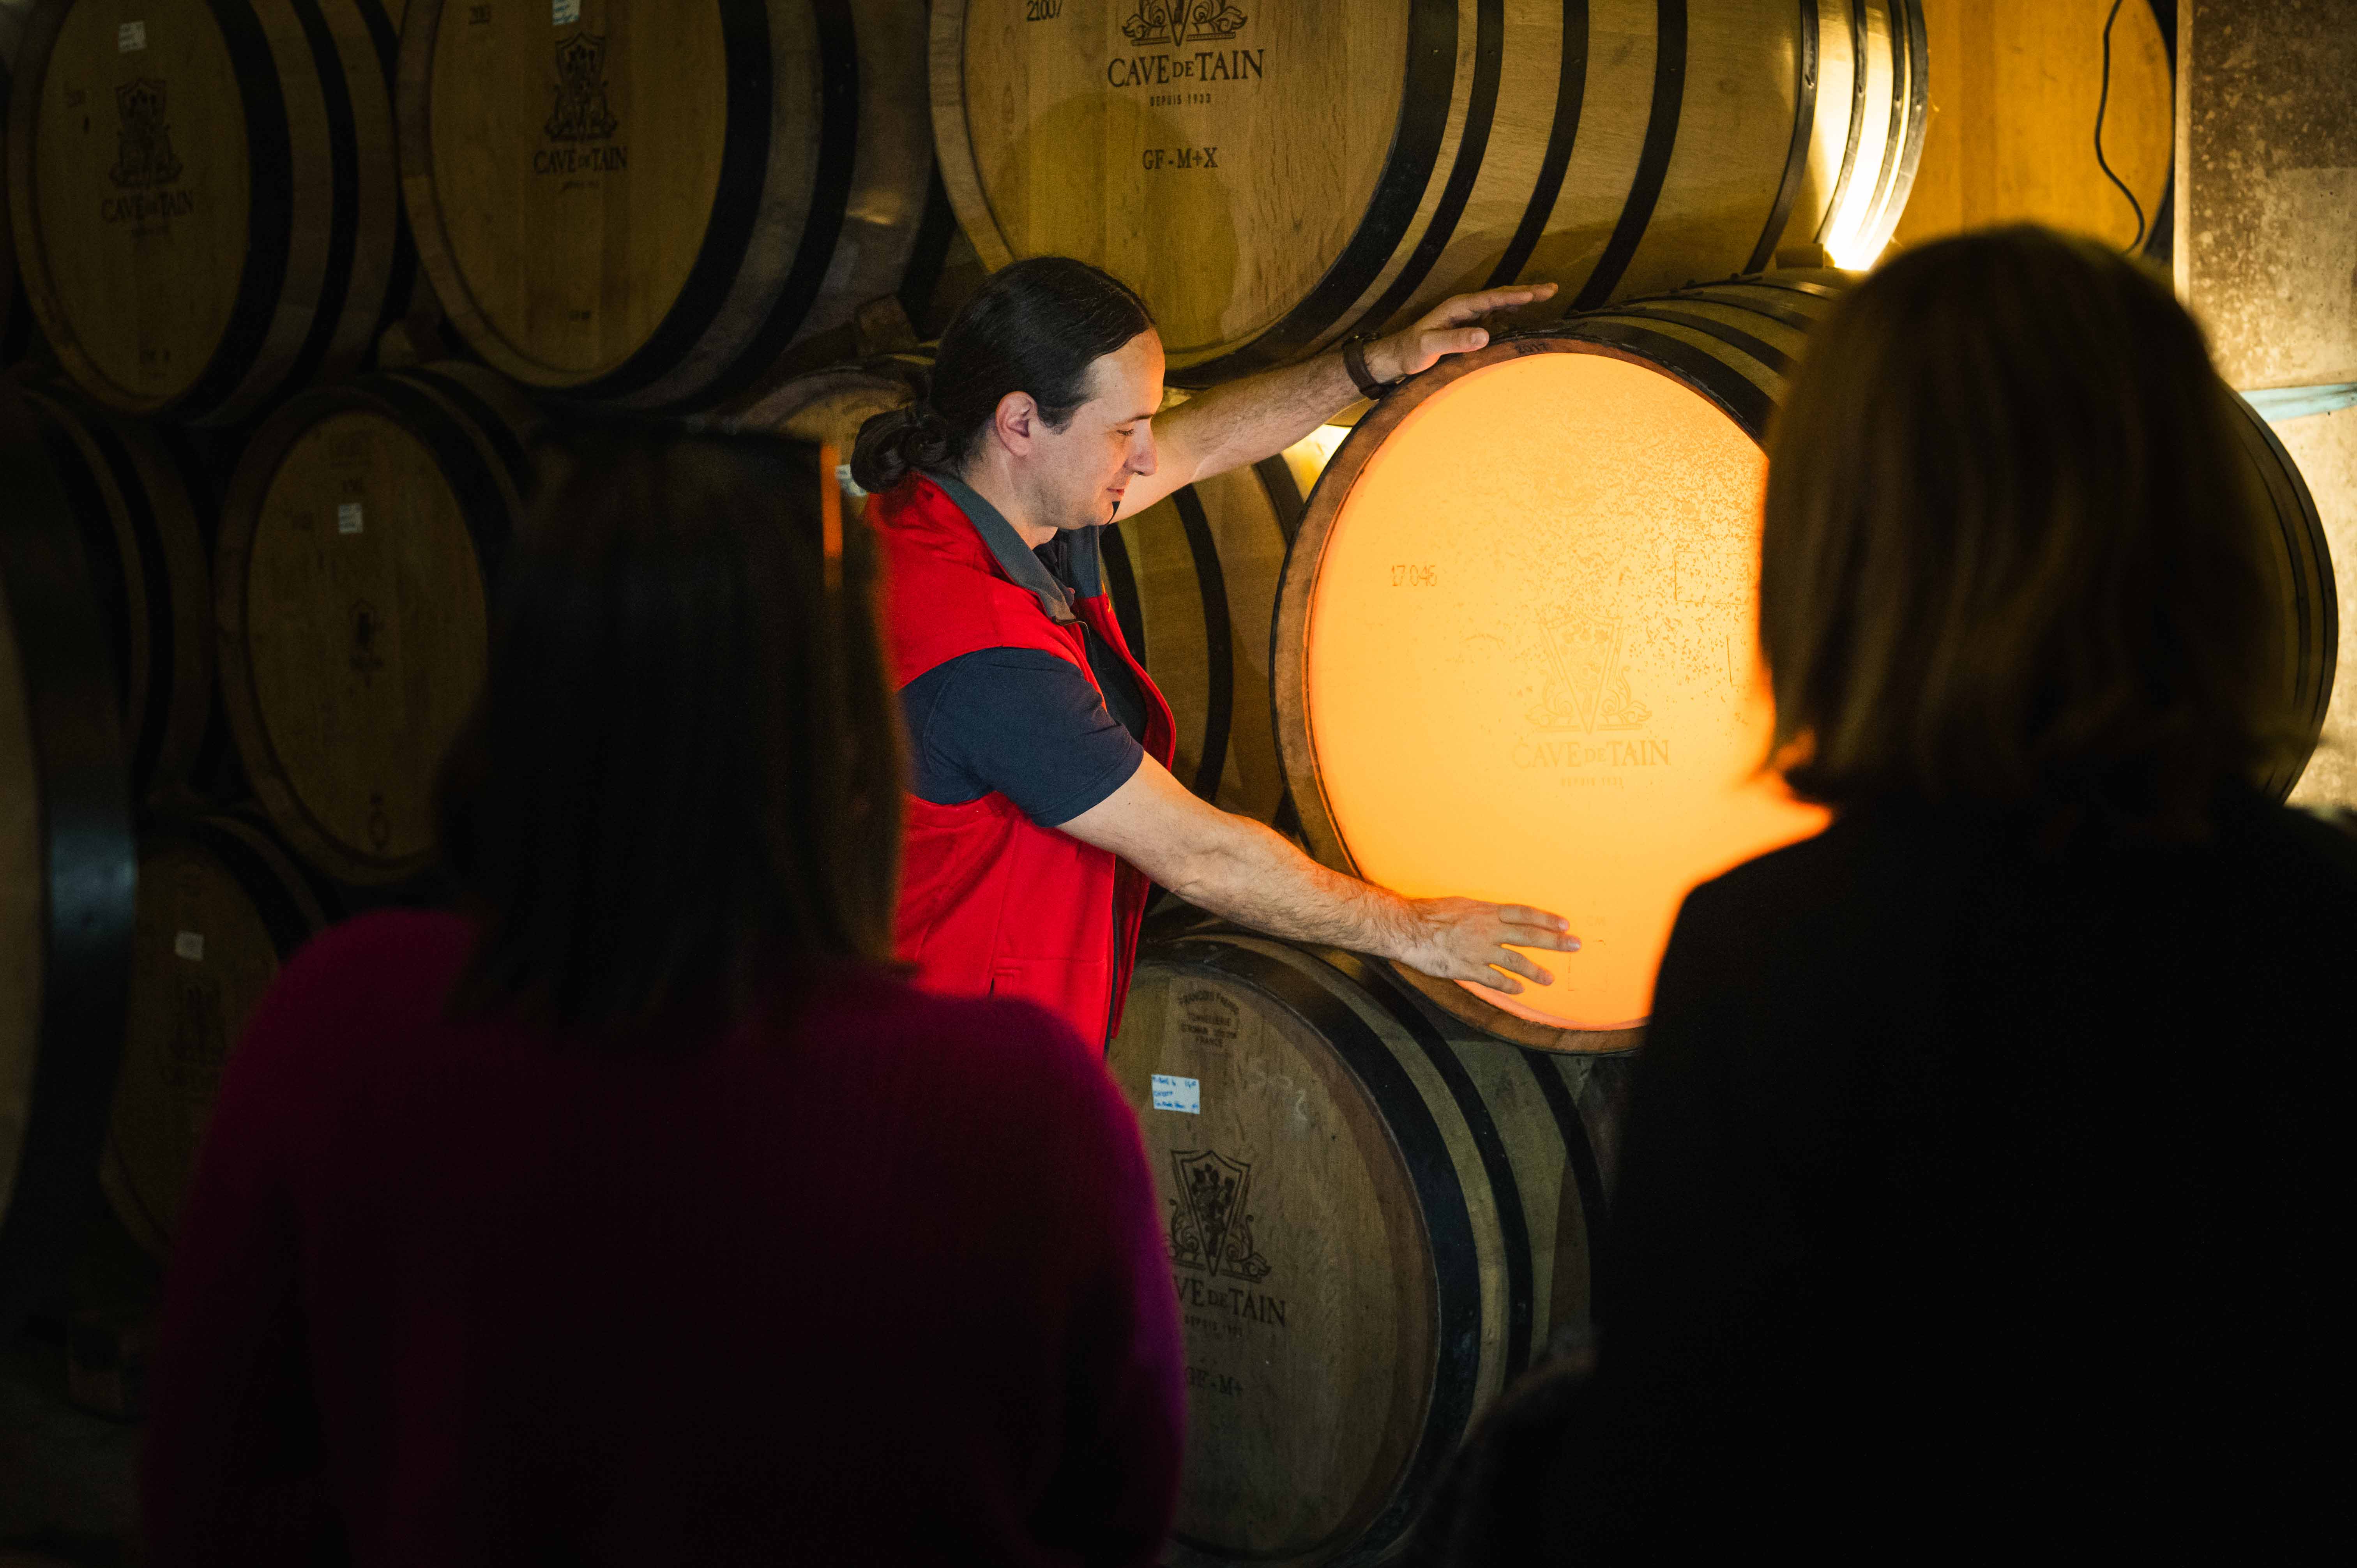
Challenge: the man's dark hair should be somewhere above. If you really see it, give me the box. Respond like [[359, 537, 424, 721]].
[[1760, 225, 2294, 834], [436, 424, 904, 1031], [850, 256, 1153, 493]]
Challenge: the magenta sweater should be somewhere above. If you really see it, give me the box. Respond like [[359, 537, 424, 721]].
[[143, 911, 1184, 1566]]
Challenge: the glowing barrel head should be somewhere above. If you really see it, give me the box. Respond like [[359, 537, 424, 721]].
[[1306, 351, 1829, 1030]]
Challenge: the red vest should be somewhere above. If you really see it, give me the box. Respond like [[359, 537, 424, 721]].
[[871, 474, 1175, 1046]]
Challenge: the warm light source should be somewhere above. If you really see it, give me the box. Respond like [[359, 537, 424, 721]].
[[1304, 354, 1829, 1030]]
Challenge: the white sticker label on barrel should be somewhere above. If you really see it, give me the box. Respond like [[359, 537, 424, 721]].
[[1151, 1074, 1201, 1114], [553, 0, 581, 25], [118, 21, 147, 51], [174, 931, 204, 962], [337, 503, 364, 536]]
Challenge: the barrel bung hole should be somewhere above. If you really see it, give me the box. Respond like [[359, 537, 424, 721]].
[[1307, 353, 1828, 1030]]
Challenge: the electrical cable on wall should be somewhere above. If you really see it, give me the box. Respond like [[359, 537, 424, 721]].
[[2097, 0, 2150, 252]]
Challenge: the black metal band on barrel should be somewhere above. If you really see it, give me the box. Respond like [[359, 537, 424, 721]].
[[1175, 0, 1460, 385], [351, 0, 418, 335], [1185, 940, 1483, 1564], [1857, 0, 1919, 249], [1678, 286, 1821, 335], [696, 0, 864, 411], [1573, 0, 1688, 310], [1323, 950, 1541, 1382], [180, 1, 298, 418], [2226, 396, 2337, 797], [1097, 525, 1146, 663], [1357, 0, 1511, 332], [399, 369, 535, 498], [1171, 486, 1235, 805], [1488, 0, 1592, 290], [0, 397, 136, 1333], [279, 0, 364, 399], [73, 409, 183, 793], [1746, 0, 1821, 275], [1615, 305, 1795, 376], [1523, 1059, 1613, 1331]]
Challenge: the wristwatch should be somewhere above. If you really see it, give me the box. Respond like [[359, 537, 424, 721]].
[[1341, 335, 1400, 401]]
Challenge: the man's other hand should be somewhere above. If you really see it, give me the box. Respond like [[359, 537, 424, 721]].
[[1372, 283, 1561, 382]]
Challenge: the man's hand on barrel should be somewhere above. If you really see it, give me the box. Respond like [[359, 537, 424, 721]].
[[1395, 898, 1580, 996], [1367, 283, 1561, 383]]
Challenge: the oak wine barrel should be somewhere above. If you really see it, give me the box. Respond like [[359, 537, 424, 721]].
[[1276, 274, 2336, 1051], [1109, 933, 1607, 1567], [6, 0, 405, 424], [216, 362, 542, 885], [746, 350, 1333, 833], [15, 381, 212, 803], [0, 378, 134, 1330], [102, 812, 329, 1257], [931, 0, 1929, 386], [398, 0, 945, 410]]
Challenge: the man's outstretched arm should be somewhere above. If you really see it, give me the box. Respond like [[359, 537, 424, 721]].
[[1058, 756, 1578, 993], [1113, 283, 1559, 520]]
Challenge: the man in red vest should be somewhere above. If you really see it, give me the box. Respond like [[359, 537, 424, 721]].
[[853, 258, 1578, 1047]]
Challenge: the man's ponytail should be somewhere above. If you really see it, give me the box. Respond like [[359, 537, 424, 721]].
[[850, 403, 957, 495]]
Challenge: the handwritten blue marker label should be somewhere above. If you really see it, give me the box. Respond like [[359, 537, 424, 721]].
[[1151, 1074, 1201, 1114]]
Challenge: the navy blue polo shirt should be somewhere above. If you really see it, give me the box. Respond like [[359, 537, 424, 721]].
[[902, 477, 1148, 828]]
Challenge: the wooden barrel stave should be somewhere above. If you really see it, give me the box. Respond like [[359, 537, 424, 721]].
[[6, 0, 403, 424], [0, 379, 134, 1328], [102, 812, 329, 1257], [931, 1, 1927, 385], [399, 0, 940, 411], [15, 385, 212, 803], [1111, 933, 1599, 1566], [216, 362, 540, 885]]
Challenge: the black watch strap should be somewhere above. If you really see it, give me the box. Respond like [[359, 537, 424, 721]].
[[1341, 336, 1393, 401]]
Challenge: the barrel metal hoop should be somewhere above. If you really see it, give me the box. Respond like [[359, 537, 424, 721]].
[[1487, 0, 1592, 290], [1170, 0, 1463, 386], [690, 0, 867, 411], [176, 1, 300, 420], [1356, 0, 1512, 334], [67, 407, 182, 794], [274, 0, 366, 401], [1868, 0, 1933, 253], [1855, 0, 1920, 255], [568, 0, 786, 402], [1610, 305, 1795, 376], [1097, 524, 1147, 665], [396, 369, 538, 499], [1320, 948, 1540, 1381], [2228, 393, 2338, 798], [1520, 1056, 1615, 1326], [1181, 939, 1485, 1566], [1171, 486, 1237, 805], [1814, 0, 1871, 246], [0, 392, 137, 1333], [1571, 0, 1688, 310], [1675, 286, 1821, 335], [1745, 0, 1822, 275]]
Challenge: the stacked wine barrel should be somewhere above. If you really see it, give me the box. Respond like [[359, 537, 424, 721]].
[[931, 0, 1931, 383], [396, 0, 952, 408]]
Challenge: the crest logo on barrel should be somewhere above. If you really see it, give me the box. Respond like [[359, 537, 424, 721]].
[[1168, 1148, 1272, 1282], [546, 33, 621, 143], [1529, 609, 1652, 733], [109, 78, 183, 190], [1120, 0, 1248, 46]]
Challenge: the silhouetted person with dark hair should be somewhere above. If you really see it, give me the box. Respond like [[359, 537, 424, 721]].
[[1431, 228, 2352, 1563], [140, 429, 1185, 1566], [855, 258, 1580, 1048]]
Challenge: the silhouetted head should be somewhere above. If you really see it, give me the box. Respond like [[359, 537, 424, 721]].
[[438, 423, 903, 1031], [1760, 225, 2293, 833]]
